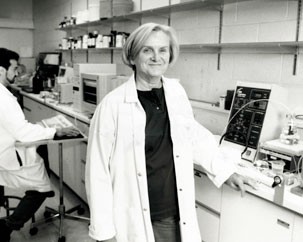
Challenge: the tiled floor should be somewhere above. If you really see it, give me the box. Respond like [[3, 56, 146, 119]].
[[1, 174, 95, 242]]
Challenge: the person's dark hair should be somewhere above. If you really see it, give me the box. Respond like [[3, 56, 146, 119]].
[[0, 48, 19, 70]]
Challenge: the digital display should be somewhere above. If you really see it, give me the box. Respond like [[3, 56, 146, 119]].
[[249, 100, 267, 110]]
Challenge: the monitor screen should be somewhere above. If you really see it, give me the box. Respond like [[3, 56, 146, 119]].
[[36, 52, 62, 79], [37, 52, 61, 67]]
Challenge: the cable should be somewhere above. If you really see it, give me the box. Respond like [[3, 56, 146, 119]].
[[220, 98, 292, 140], [219, 98, 294, 153]]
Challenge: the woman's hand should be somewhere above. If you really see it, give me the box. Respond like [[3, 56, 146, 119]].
[[226, 173, 257, 197]]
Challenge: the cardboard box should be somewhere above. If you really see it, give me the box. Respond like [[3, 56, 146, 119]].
[[100, 0, 112, 19], [100, 0, 133, 18], [141, 0, 169, 10], [170, 0, 193, 4], [89, 4, 100, 22]]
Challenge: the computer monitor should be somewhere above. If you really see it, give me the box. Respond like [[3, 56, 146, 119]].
[[36, 52, 62, 79], [31, 52, 62, 93]]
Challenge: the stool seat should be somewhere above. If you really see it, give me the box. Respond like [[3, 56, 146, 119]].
[[0, 185, 38, 236], [0, 186, 23, 218]]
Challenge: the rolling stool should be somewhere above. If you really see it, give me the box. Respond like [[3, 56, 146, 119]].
[[0, 186, 38, 235]]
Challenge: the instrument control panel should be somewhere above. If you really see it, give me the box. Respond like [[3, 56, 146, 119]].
[[225, 86, 271, 150]]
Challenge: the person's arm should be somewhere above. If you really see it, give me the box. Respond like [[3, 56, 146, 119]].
[[2, 97, 55, 142], [85, 98, 117, 241], [191, 119, 257, 194]]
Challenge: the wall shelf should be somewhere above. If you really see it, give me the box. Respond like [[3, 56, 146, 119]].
[[56, 0, 302, 74], [57, 0, 294, 31], [59, 41, 303, 55], [190, 99, 230, 114]]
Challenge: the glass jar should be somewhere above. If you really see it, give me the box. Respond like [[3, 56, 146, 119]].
[[280, 114, 300, 145]]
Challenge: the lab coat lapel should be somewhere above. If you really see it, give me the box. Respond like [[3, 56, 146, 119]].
[[125, 75, 148, 179]]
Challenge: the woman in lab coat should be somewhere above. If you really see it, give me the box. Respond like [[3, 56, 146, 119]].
[[0, 48, 79, 242], [85, 23, 253, 242]]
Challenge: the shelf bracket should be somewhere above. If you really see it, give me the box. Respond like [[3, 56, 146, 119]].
[[293, 0, 302, 75], [217, 6, 223, 71]]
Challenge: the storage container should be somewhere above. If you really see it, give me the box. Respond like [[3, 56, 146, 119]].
[[100, 0, 133, 18]]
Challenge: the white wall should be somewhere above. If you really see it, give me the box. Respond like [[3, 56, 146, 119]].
[[31, 0, 303, 134], [0, 0, 35, 71]]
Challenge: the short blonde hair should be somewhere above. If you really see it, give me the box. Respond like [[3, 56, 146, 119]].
[[122, 23, 179, 70]]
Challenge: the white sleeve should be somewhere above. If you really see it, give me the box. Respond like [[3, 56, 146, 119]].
[[85, 99, 117, 241], [191, 119, 238, 187], [1, 97, 56, 142]]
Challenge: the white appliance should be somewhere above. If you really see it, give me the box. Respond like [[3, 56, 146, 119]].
[[72, 63, 117, 112], [81, 73, 128, 114]]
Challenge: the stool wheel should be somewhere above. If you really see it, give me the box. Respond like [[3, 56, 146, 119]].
[[58, 236, 66, 242], [29, 227, 38, 236], [77, 207, 85, 215]]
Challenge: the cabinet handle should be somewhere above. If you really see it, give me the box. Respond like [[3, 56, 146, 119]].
[[277, 219, 290, 229], [194, 171, 202, 177], [23, 106, 31, 112]]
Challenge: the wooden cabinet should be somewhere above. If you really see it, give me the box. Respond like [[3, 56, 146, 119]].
[[292, 214, 303, 242], [23, 96, 56, 122], [219, 185, 295, 242], [195, 203, 220, 242], [194, 169, 222, 212], [194, 170, 222, 242]]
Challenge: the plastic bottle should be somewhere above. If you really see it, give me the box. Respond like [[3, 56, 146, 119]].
[[280, 114, 300, 145]]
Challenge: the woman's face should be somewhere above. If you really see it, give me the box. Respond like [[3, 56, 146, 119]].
[[131, 31, 170, 82]]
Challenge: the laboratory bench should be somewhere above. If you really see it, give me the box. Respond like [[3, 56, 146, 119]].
[[11, 85, 303, 242]]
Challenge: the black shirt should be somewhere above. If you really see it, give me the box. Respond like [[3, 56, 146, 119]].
[[137, 87, 179, 221]]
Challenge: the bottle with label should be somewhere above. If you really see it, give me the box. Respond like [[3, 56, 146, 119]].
[[82, 34, 88, 49], [96, 34, 103, 48], [280, 114, 300, 145]]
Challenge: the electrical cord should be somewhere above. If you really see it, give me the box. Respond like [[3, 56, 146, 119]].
[[219, 130, 249, 156]]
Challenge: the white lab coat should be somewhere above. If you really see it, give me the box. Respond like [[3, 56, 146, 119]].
[[0, 83, 56, 192], [85, 75, 237, 242]]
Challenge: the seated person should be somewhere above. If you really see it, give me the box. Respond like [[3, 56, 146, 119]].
[[0, 48, 80, 242]]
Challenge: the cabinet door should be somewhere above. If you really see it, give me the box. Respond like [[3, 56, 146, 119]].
[[194, 170, 222, 242], [23, 97, 56, 122], [194, 170, 222, 213], [219, 185, 294, 242], [196, 203, 220, 242], [78, 142, 88, 202], [292, 214, 303, 242]]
